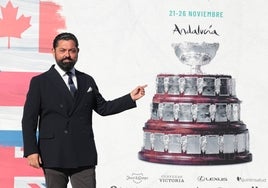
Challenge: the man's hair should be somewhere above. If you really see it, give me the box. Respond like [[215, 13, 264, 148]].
[[53, 32, 79, 49]]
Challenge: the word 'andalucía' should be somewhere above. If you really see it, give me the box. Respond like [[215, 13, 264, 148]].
[[173, 24, 219, 36]]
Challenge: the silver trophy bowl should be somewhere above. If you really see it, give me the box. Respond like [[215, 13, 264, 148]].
[[172, 42, 219, 74]]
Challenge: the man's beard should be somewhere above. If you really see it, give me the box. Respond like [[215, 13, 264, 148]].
[[56, 57, 77, 72]]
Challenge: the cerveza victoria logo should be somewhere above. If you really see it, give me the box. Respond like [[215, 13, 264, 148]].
[[173, 24, 219, 36], [159, 175, 185, 183], [197, 176, 228, 182], [126, 173, 148, 184]]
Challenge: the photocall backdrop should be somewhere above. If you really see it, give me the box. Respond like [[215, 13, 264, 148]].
[[0, 0, 267, 187]]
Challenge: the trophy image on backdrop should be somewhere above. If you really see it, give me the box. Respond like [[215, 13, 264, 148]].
[[138, 42, 252, 165]]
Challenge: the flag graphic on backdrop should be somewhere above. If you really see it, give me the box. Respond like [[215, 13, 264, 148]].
[[0, 0, 66, 187], [0, 0, 66, 52]]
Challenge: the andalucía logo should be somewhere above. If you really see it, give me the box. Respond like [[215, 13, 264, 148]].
[[173, 24, 219, 36]]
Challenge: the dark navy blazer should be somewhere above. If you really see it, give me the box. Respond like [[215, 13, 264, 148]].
[[22, 65, 136, 168]]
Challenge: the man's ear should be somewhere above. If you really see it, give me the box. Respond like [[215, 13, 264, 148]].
[[51, 48, 56, 56]]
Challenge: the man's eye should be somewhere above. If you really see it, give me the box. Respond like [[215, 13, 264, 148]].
[[70, 49, 77, 53]]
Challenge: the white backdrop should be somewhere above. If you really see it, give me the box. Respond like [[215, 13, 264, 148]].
[[1, 0, 268, 187], [68, 1, 268, 187]]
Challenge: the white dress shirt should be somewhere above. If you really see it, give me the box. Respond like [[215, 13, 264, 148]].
[[54, 64, 78, 90]]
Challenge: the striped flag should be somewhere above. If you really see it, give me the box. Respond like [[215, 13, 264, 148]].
[[0, 0, 66, 187]]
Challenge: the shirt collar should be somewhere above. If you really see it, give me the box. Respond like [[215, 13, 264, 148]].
[[54, 64, 75, 76]]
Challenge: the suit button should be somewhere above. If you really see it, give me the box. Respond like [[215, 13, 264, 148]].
[[60, 104, 64, 108], [64, 130, 68, 134]]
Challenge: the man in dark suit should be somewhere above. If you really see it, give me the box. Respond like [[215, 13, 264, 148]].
[[22, 32, 146, 188]]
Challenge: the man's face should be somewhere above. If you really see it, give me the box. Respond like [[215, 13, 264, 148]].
[[53, 39, 79, 72]]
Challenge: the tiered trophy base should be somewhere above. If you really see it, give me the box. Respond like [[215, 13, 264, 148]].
[[138, 150, 252, 165], [137, 42, 253, 165]]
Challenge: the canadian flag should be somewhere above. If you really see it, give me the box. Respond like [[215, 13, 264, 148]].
[[0, 0, 66, 187], [0, 0, 66, 106], [0, 0, 66, 53]]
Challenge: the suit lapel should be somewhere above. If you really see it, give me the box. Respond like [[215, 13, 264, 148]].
[[46, 66, 89, 115], [47, 66, 73, 98], [46, 66, 76, 114], [73, 70, 87, 107]]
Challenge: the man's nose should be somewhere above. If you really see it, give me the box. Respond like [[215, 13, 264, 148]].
[[65, 51, 70, 57]]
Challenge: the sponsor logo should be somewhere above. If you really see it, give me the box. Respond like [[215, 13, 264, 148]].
[[126, 173, 148, 184], [159, 175, 185, 183], [237, 176, 267, 183], [173, 24, 219, 36], [197, 176, 228, 182]]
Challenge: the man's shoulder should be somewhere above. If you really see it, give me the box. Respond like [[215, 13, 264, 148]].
[[30, 66, 56, 81], [75, 70, 94, 79]]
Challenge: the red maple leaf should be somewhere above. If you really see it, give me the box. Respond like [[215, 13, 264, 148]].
[[0, 1, 31, 48]]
